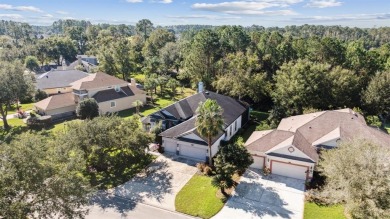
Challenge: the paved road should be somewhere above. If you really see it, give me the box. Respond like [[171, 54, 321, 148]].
[[87, 198, 196, 219]]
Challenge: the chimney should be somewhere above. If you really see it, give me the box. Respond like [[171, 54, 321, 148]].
[[130, 78, 136, 87], [198, 81, 204, 93]]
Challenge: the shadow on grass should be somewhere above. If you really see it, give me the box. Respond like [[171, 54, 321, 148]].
[[89, 159, 173, 213]]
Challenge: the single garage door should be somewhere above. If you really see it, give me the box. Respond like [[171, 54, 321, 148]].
[[180, 144, 207, 161], [250, 156, 264, 169], [271, 161, 308, 180], [163, 139, 177, 153]]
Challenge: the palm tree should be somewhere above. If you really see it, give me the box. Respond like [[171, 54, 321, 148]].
[[196, 99, 224, 166], [132, 100, 143, 115]]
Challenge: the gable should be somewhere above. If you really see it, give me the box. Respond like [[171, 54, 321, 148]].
[[269, 145, 312, 160], [179, 133, 205, 142]]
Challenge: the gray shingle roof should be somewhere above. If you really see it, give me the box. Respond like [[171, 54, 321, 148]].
[[92, 86, 135, 103], [36, 70, 89, 90], [158, 91, 248, 144]]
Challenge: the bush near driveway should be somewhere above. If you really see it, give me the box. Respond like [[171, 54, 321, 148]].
[[175, 174, 225, 219]]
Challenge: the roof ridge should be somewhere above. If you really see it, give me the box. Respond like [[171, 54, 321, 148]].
[[153, 92, 201, 115]]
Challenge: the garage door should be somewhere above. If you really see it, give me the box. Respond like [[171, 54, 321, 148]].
[[163, 140, 177, 153], [271, 161, 308, 180], [180, 145, 207, 161], [250, 156, 264, 169]]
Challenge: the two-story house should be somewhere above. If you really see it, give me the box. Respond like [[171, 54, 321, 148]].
[[35, 70, 89, 95], [34, 72, 146, 119], [142, 90, 250, 161]]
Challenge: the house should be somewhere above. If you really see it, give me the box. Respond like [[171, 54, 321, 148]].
[[36, 70, 90, 95], [245, 109, 390, 180], [34, 72, 146, 119], [66, 55, 98, 73], [142, 91, 249, 161]]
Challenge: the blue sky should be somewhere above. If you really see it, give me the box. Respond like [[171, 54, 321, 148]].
[[0, 0, 389, 27]]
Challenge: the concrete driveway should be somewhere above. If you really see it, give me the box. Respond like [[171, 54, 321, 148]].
[[87, 153, 198, 218], [213, 169, 305, 219]]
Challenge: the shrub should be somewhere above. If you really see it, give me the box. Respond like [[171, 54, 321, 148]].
[[76, 98, 99, 119], [263, 167, 271, 176], [34, 89, 48, 102], [203, 166, 213, 176], [196, 162, 206, 173]]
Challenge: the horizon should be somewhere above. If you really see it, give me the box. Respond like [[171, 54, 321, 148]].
[[0, 0, 389, 28]]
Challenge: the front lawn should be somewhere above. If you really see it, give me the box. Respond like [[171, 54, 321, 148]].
[[304, 202, 346, 219], [175, 174, 225, 219]]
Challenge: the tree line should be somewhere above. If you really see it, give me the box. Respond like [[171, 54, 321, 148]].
[[0, 19, 389, 126]]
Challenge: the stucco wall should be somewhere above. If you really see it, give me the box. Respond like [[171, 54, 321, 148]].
[[35, 104, 76, 116], [44, 87, 73, 95], [98, 94, 146, 114], [224, 115, 242, 141]]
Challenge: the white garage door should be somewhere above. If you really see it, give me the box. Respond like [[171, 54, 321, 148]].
[[271, 161, 308, 180], [163, 140, 177, 153], [180, 144, 207, 161], [250, 156, 264, 169]]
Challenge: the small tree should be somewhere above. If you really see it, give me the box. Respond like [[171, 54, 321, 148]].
[[218, 143, 253, 175], [24, 56, 39, 72], [132, 100, 144, 115], [166, 78, 180, 96], [34, 89, 48, 102], [76, 98, 99, 119], [318, 139, 390, 218], [212, 155, 236, 196]]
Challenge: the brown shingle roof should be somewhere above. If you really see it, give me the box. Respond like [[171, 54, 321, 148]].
[[245, 130, 294, 152], [92, 86, 145, 103], [70, 72, 128, 90], [34, 93, 75, 111]]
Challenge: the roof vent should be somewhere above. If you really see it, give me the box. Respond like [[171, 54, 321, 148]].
[[309, 126, 312, 129], [205, 91, 209, 95], [115, 86, 120, 92]]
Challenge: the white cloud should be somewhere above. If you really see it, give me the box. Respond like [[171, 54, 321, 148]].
[[305, 0, 342, 8], [0, 13, 23, 19], [291, 13, 390, 22], [192, 0, 301, 16], [167, 14, 241, 20], [126, 0, 143, 2], [42, 14, 53, 18], [56, 11, 69, 15], [158, 0, 173, 3], [0, 4, 42, 13]]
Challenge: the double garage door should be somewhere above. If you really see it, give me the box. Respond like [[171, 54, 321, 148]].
[[271, 161, 308, 180], [163, 139, 207, 161]]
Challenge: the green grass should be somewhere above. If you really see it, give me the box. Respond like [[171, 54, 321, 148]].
[[385, 122, 390, 133], [304, 202, 346, 219], [175, 175, 225, 219], [251, 110, 269, 122], [0, 118, 26, 127]]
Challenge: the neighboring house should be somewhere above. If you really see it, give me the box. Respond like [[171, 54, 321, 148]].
[[34, 72, 146, 119], [245, 109, 390, 180], [66, 55, 98, 73], [142, 91, 249, 161], [36, 70, 90, 95]]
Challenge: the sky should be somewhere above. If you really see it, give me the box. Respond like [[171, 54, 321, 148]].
[[0, 0, 389, 27]]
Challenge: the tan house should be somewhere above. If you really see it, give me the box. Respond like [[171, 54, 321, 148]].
[[245, 109, 390, 181], [36, 70, 90, 95], [34, 72, 146, 118]]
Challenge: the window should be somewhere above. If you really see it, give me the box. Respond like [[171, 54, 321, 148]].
[[110, 101, 116, 108], [229, 125, 232, 136], [235, 120, 237, 131]]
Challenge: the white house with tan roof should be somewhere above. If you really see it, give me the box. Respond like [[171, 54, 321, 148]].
[[246, 109, 390, 181], [34, 72, 146, 119]]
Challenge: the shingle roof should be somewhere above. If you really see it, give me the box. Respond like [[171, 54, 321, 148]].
[[36, 70, 89, 90], [34, 93, 76, 111], [158, 91, 248, 144], [245, 130, 294, 152], [70, 72, 128, 90], [92, 86, 135, 103], [246, 109, 390, 162]]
